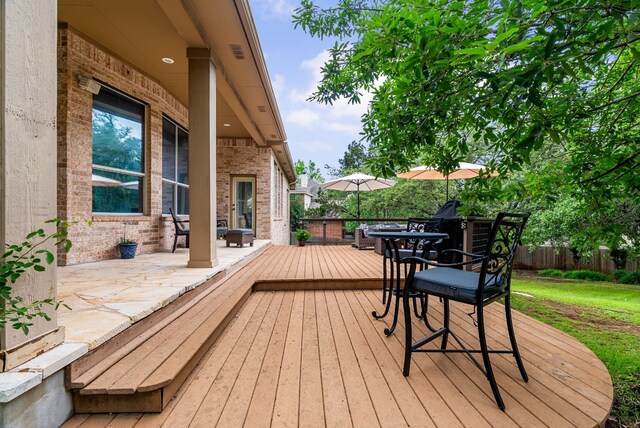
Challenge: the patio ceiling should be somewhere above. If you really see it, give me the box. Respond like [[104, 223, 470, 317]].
[[58, 0, 295, 181]]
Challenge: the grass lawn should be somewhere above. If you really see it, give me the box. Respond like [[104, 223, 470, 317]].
[[510, 275, 640, 428]]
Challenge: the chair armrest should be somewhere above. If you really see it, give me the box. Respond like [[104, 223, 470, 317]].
[[441, 248, 482, 258]]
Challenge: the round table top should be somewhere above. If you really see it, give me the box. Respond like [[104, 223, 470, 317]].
[[366, 231, 449, 240]]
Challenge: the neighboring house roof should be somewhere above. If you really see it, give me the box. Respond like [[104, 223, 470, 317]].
[[58, 0, 296, 183], [292, 179, 321, 198]]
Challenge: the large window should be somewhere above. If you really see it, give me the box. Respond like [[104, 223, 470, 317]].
[[92, 86, 145, 214], [162, 116, 189, 214]]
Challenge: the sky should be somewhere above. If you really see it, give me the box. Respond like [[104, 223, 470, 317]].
[[251, 0, 371, 179]]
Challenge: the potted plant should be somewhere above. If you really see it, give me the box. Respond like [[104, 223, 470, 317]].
[[294, 229, 312, 246], [118, 223, 138, 259]]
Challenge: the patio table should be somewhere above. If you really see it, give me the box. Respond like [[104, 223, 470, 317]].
[[367, 231, 448, 335]]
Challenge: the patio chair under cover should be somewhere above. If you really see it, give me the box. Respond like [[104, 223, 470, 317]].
[[169, 208, 189, 253], [402, 212, 530, 410]]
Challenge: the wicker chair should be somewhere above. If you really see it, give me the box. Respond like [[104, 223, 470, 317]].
[[355, 227, 375, 249]]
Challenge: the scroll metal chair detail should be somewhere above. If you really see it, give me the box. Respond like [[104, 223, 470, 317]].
[[402, 212, 530, 410]]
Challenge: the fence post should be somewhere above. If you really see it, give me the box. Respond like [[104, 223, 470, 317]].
[[322, 221, 327, 246]]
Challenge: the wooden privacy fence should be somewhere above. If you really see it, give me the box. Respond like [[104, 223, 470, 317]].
[[514, 245, 638, 274]]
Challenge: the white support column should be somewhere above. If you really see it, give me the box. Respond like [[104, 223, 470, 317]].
[[186, 48, 217, 268], [0, 0, 61, 368]]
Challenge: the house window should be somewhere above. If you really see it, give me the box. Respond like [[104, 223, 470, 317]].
[[162, 116, 189, 214], [274, 161, 283, 219], [92, 86, 145, 214]]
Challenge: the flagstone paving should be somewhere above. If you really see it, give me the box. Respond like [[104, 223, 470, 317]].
[[57, 240, 271, 349]]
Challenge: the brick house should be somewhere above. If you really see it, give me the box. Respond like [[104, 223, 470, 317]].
[[0, 0, 294, 404], [55, 4, 295, 266]]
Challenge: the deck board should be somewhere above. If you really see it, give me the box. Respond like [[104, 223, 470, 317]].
[[67, 246, 612, 427]]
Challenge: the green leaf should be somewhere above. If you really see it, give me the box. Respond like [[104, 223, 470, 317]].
[[493, 27, 519, 45], [455, 47, 486, 56], [502, 36, 543, 55], [630, 47, 640, 62], [33, 265, 45, 272]]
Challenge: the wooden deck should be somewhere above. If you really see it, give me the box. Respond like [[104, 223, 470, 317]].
[[64, 246, 612, 427]]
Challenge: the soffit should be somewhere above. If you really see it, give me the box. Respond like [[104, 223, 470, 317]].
[[57, 0, 292, 169]]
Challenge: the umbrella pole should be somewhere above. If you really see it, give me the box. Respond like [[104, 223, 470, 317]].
[[356, 183, 361, 223], [446, 176, 449, 201]]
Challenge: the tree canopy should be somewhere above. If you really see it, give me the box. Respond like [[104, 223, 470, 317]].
[[294, 159, 325, 183], [294, 0, 640, 254]]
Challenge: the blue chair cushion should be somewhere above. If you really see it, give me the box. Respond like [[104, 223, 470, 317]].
[[412, 267, 504, 304]]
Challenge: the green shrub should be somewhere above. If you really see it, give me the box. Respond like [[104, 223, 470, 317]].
[[620, 271, 640, 285], [613, 269, 627, 282], [562, 270, 611, 282], [539, 269, 564, 277], [294, 229, 312, 241]]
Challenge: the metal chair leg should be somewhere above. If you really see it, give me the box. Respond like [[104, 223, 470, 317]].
[[505, 294, 528, 382], [403, 286, 413, 377], [382, 254, 388, 304], [372, 254, 395, 320], [441, 299, 450, 349], [172, 234, 178, 253], [478, 305, 506, 411]]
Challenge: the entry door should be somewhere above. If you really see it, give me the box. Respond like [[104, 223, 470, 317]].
[[231, 176, 255, 232]]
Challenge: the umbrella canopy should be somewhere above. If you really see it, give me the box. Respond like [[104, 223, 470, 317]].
[[321, 173, 396, 222], [396, 162, 498, 199]]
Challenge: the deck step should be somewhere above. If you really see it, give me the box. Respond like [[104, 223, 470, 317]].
[[67, 246, 272, 414], [67, 245, 385, 414]]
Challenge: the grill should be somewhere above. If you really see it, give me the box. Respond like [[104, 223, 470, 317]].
[[431, 199, 464, 264]]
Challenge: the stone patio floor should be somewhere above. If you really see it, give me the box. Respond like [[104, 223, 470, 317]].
[[57, 240, 271, 350]]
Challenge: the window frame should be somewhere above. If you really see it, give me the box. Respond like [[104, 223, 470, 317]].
[[161, 115, 190, 215], [91, 84, 147, 216]]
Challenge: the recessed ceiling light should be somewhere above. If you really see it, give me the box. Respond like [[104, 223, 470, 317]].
[[162, 57, 175, 64], [223, 123, 231, 127]]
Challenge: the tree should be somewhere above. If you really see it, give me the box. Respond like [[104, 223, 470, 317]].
[[325, 140, 371, 178], [294, 0, 640, 252], [294, 159, 325, 183]]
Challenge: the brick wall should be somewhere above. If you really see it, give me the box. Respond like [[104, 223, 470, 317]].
[[217, 139, 273, 241], [57, 26, 189, 264], [270, 152, 290, 244], [307, 220, 344, 240], [57, 27, 287, 264]]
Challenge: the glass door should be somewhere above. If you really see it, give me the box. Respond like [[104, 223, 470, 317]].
[[231, 176, 255, 231]]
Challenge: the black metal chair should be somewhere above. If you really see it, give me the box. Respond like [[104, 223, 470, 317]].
[[373, 218, 444, 335], [380, 218, 443, 304], [169, 208, 189, 253], [402, 212, 530, 410]]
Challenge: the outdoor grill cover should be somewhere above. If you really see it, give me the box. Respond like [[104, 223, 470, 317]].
[[432, 199, 464, 264]]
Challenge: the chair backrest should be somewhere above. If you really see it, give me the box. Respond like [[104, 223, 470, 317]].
[[478, 212, 530, 298], [169, 208, 187, 232], [405, 218, 443, 253], [217, 219, 228, 228]]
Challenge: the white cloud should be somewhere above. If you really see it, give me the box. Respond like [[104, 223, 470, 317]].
[[303, 140, 334, 152], [254, 0, 296, 20], [326, 121, 361, 134], [287, 109, 320, 127]]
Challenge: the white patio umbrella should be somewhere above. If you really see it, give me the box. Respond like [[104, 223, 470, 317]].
[[321, 172, 396, 222], [396, 162, 498, 200], [91, 173, 121, 187]]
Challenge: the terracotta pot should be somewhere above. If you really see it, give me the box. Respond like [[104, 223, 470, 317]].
[[298, 240, 306, 247]]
